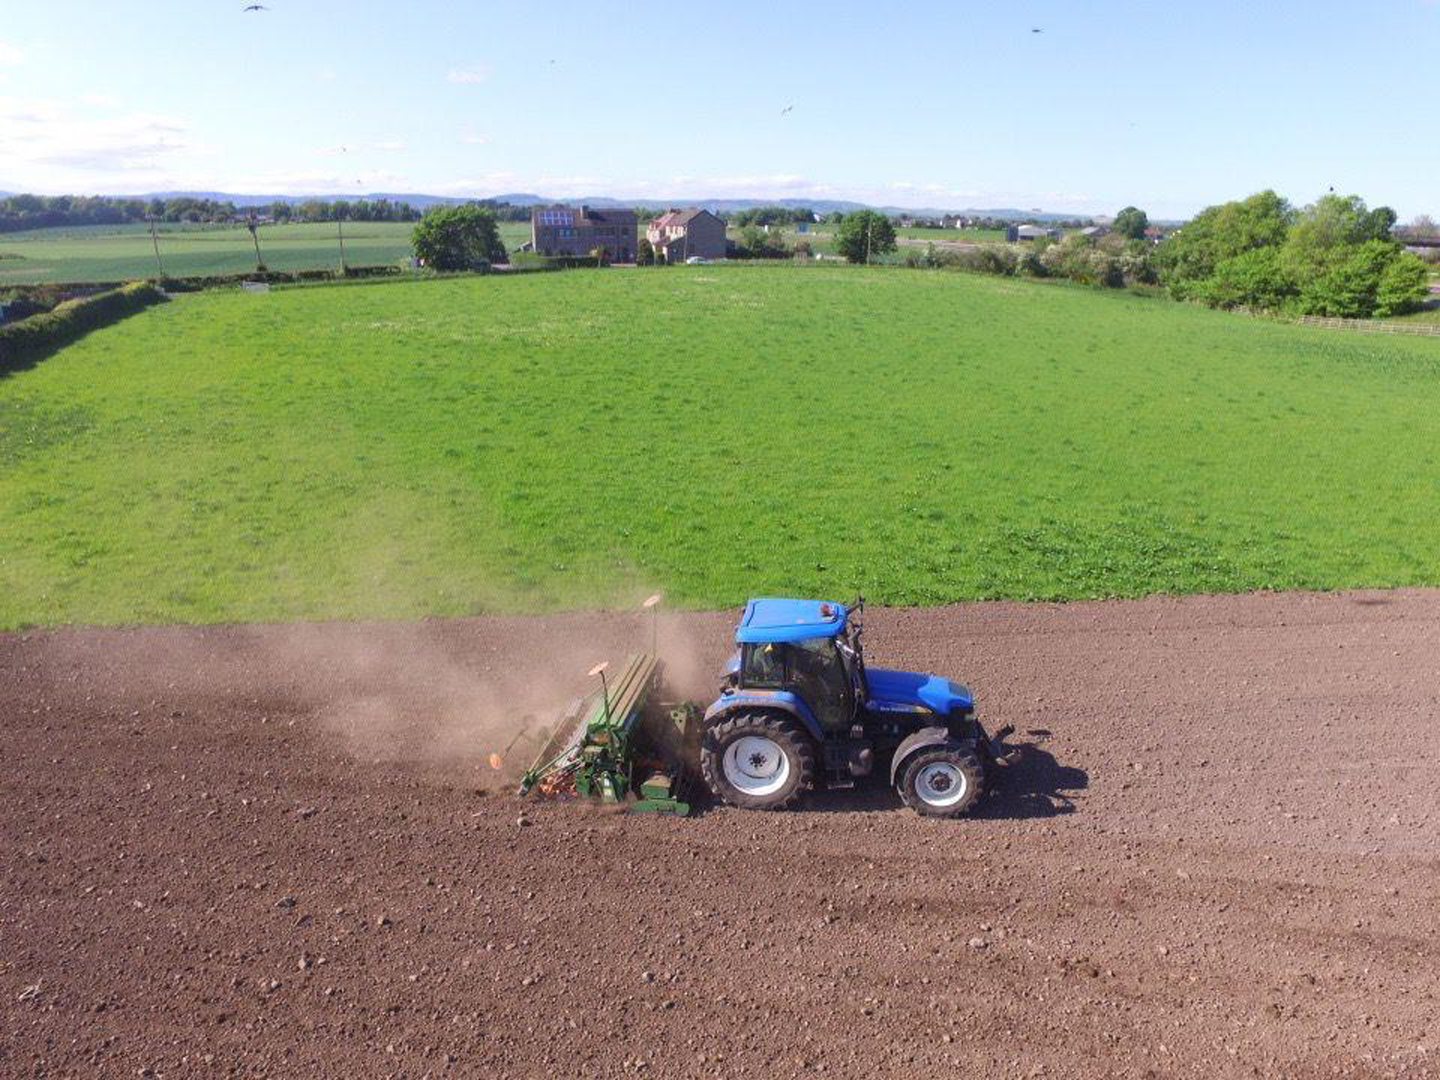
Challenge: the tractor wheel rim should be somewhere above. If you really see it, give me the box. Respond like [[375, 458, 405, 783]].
[[722, 735, 791, 797], [915, 762, 967, 807]]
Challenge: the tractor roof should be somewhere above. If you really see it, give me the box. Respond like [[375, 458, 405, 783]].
[[736, 598, 848, 644]]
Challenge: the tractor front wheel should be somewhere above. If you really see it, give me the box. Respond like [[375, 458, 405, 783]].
[[701, 712, 815, 811], [897, 745, 986, 818]]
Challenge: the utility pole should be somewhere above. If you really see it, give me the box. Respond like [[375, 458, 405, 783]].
[[337, 216, 348, 273], [865, 215, 873, 265], [148, 216, 165, 278], [246, 214, 264, 272]]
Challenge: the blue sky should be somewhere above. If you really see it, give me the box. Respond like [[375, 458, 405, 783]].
[[0, 0, 1435, 219]]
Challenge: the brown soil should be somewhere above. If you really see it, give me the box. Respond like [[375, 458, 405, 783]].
[[3, 591, 1438, 1079]]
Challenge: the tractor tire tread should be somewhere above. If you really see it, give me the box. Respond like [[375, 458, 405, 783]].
[[897, 745, 986, 818], [700, 711, 815, 811]]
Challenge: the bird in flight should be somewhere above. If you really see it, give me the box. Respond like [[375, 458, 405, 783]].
[[780, 104, 794, 116], [1031, 27, 1043, 33], [243, 4, 269, 11]]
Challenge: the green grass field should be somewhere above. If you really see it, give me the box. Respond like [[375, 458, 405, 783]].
[[894, 225, 1008, 244], [0, 221, 534, 285], [3, 264, 1438, 628], [726, 225, 1009, 259]]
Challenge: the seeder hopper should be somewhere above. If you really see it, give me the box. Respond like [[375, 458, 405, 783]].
[[517, 653, 699, 814]]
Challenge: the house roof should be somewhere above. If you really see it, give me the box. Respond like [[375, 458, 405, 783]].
[[533, 205, 636, 226], [582, 206, 636, 224], [652, 208, 710, 228]]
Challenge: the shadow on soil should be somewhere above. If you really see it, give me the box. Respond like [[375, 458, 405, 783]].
[[977, 740, 1088, 819], [693, 735, 1088, 819]]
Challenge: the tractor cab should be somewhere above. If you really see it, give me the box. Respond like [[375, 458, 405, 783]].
[[730, 598, 860, 731]]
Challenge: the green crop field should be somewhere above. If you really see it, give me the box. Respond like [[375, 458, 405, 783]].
[[0, 220, 535, 286], [0, 221, 422, 285], [894, 226, 1009, 244], [3, 264, 1438, 628], [724, 224, 1009, 260]]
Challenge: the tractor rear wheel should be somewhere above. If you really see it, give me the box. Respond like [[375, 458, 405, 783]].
[[897, 745, 986, 818], [701, 712, 815, 811]]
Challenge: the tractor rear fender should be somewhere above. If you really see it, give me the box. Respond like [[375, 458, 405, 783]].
[[890, 726, 972, 786], [703, 690, 824, 742]]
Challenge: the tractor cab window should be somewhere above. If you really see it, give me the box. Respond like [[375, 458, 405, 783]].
[[789, 637, 852, 730], [740, 642, 786, 688]]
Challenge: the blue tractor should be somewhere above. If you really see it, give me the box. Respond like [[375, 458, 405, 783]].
[[700, 598, 1012, 817], [517, 597, 1012, 818]]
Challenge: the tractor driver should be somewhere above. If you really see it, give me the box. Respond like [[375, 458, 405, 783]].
[[747, 642, 784, 684]]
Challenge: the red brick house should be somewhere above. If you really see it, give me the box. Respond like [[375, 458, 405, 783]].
[[646, 208, 727, 262]]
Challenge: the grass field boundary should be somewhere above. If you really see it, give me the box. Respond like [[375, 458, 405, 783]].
[[0, 282, 166, 375]]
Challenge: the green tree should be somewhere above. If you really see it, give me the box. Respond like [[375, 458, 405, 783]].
[[1198, 248, 1297, 311], [1360, 205, 1397, 242], [1155, 190, 1294, 294], [637, 236, 655, 266], [1113, 206, 1149, 241], [834, 210, 897, 264], [1295, 239, 1396, 318], [411, 205, 507, 270], [1374, 251, 1431, 317], [1282, 193, 1373, 280]]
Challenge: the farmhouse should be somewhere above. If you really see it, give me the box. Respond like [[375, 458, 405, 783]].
[[531, 205, 638, 261], [646, 208, 727, 262]]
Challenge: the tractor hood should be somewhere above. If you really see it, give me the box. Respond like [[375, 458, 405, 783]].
[[865, 667, 974, 716]]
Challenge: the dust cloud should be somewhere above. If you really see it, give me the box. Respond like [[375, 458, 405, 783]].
[[27, 595, 737, 785]]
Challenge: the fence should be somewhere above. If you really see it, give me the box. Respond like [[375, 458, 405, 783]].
[[1293, 314, 1440, 337]]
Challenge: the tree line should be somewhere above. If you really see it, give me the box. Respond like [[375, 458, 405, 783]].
[[899, 192, 1431, 321], [0, 193, 423, 233], [1155, 192, 1429, 319]]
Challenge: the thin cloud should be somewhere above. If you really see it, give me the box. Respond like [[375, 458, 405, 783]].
[[0, 41, 23, 66], [0, 96, 188, 173], [459, 130, 489, 146], [428, 173, 521, 197], [373, 140, 407, 152], [226, 168, 411, 195], [446, 66, 491, 85]]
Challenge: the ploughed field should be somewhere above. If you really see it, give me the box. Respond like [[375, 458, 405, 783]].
[[4, 265, 1440, 629], [3, 590, 1438, 1078]]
